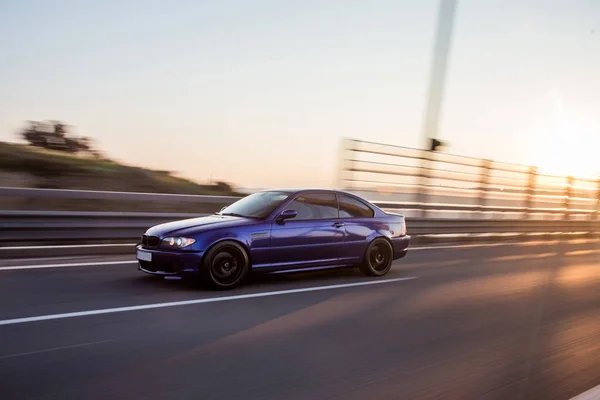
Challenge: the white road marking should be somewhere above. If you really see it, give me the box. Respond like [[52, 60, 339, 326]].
[[0, 256, 101, 262], [1, 238, 597, 271], [410, 238, 600, 251], [0, 261, 137, 271], [0, 277, 417, 326], [564, 249, 600, 256], [0, 243, 135, 250], [570, 384, 600, 400], [488, 252, 557, 262], [410, 241, 548, 251], [0, 340, 114, 360]]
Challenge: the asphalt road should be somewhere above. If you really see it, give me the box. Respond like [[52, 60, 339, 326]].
[[0, 240, 599, 400]]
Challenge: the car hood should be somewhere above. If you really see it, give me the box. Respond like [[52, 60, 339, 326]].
[[145, 214, 256, 237]]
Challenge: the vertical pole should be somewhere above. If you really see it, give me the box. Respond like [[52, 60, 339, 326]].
[[346, 139, 356, 192], [524, 166, 538, 219], [335, 137, 348, 190], [594, 176, 600, 221], [564, 176, 573, 220], [420, 0, 457, 149], [417, 0, 457, 219], [416, 150, 433, 218], [478, 159, 491, 218]]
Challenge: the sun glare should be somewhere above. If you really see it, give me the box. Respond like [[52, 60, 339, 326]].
[[531, 95, 600, 179], [535, 129, 598, 179]]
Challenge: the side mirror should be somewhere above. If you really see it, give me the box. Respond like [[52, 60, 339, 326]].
[[276, 209, 297, 224]]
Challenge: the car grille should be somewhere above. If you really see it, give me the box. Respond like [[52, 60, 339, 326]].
[[142, 235, 160, 249]]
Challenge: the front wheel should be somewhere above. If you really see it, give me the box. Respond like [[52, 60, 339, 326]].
[[359, 238, 393, 277], [202, 241, 250, 290]]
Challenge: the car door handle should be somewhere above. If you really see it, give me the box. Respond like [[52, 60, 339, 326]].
[[333, 222, 344, 228]]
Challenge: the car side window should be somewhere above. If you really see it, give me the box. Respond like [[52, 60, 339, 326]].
[[338, 194, 375, 218], [286, 193, 338, 220]]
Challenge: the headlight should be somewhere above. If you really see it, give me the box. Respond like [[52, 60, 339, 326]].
[[161, 237, 196, 249]]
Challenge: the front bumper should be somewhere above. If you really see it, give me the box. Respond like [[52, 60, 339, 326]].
[[136, 245, 205, 276]]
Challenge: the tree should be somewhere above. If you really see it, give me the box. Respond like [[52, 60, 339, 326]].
[[18, 120, 97, 155], [215, 181, 233, 193]]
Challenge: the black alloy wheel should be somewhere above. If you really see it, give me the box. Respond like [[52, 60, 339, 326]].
[[203, 241, 250, 290], [359, 238, 393, 277]]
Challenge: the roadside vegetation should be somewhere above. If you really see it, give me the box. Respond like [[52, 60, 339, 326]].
[[0, 121, 239, 212]]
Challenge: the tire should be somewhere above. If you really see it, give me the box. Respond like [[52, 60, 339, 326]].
[[359, 238, 393, 277], [202, 241, 250, 290]]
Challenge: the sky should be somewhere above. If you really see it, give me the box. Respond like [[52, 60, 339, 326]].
[[1, 0, 599, 188]]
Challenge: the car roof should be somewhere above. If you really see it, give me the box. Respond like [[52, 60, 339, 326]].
[[255, 188, 382, 213], [258, 188, 363, 197]]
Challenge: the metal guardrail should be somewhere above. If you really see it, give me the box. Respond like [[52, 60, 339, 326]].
[[2, 183, 599, 220], [1, 210, 598, 244], [338, 138, 600, 220], [0, 187, 239, 204], [1, 137, 599, 244], [0, 210, 205, 242], [408, 218, 600, 235]]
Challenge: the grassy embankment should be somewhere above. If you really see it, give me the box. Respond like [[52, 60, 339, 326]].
[[0, 142, 238, 212]]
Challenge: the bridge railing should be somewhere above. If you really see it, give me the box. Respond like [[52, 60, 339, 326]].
[[1, 209, 598, 245], [338, 138, 600, 220], [1, 138, 599, 245]]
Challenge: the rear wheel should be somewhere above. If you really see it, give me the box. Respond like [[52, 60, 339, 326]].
[[359, 238, 393, 277], [202, 241, 250, 290]]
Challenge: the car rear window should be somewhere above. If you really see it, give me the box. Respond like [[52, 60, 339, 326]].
[[338, 194, 375, 218]]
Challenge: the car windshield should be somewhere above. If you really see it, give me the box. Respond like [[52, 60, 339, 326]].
[[220, 191, 290, 219]]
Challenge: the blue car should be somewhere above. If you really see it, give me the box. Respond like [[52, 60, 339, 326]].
[[136, 189, 410, 289]]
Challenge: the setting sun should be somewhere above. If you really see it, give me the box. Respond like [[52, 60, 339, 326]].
[[535, 129, 599, 179], [531, 95, 600, 179]]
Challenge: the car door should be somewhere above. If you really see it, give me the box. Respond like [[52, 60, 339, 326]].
[[269, 192, 346, 270], [336, 193, 377, 265]]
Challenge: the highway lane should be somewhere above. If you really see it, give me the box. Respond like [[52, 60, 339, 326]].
[[0, 239, 597, 320], [0, 240, 599, 399]]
